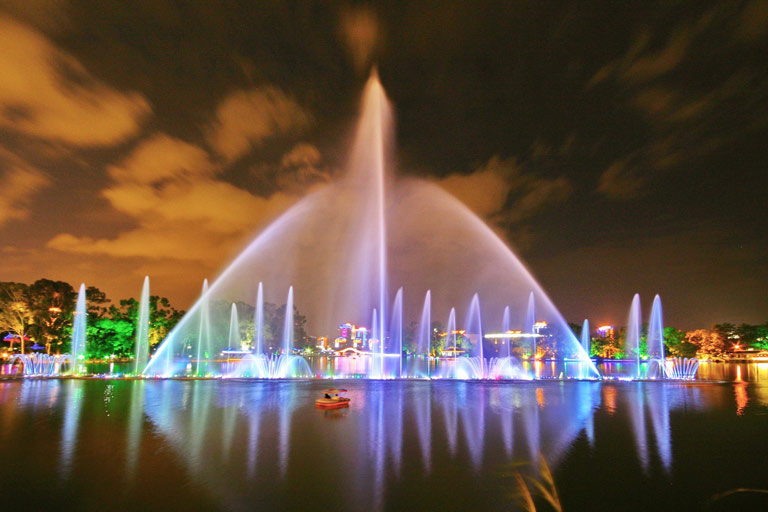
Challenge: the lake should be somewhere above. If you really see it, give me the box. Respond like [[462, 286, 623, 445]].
[[0, 362, 767, 511]]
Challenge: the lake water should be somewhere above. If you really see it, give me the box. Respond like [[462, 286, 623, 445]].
[[1, 362, 767, 511]]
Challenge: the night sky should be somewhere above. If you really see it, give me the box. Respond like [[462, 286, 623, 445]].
[[1, 1, 766, 330]]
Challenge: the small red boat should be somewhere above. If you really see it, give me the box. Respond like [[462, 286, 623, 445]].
[[315, 388, 350, 409]]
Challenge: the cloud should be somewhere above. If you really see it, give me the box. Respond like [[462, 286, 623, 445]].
[[0, 15, 151, 146], [590, 12, 714, 88], [737, 0, 768, 41], [0, 148, 51, 227], [47, 133, 311, 262], [206, 88, 310, 163], [437, 156, 572, 224], [277, 143, 333, 191], [437, 157, 513, 219], [597, 160, 643, 200], [107, 133, 214, 185], [621, 30, 691, 84]]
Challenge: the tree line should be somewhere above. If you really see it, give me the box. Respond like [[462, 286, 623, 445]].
[[583, 323, 768, 359], [0, 279, 309, 359], [2, 278, 765, 360], [0, 279, 184, 358]]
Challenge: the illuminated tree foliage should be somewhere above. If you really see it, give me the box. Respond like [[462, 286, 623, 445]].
[[684, 329, 725, 356], [0, 282, 33, 353]]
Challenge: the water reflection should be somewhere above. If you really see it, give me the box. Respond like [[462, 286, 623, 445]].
[[0, 378, 748, 511], [60, 380, 83, 478]]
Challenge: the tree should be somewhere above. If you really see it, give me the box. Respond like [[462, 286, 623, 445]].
[[27, 279, 76, 354], [685, 329, 725, 356], [713, 323, 739, 350], [430, 321, 444, 356], [102, 295, 184, 357], [86, 286, 110, 318], [403, 321, 418, 354], [591, 335, 621, 359], [0, 282, 34, 353], [663, 327, 697, 357], [86, 317, 135, 358], [752, 324, 768, 350]]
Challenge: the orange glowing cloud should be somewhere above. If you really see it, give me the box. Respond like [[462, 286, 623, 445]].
[[47, 133, 320, 263], [437, 156, 571, 224], [0, 148, 51, 227], [206, 88, 310, 163], [0, 15, 151, 147]]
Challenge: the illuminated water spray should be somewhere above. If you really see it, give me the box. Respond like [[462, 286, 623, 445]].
[[144, 70, 601, 380], [134, 276, 150, 375], [254, 282, 264, 355], [70, 284, 87, 374], [627, 294, 642, 379], [580, 319, 590, 357]]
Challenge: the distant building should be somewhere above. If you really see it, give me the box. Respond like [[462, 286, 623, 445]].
[[335, 323, 369, 350], [725, 348, 768, 362]]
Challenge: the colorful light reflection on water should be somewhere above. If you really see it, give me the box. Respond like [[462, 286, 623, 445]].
[[2, 371, 768, 511]]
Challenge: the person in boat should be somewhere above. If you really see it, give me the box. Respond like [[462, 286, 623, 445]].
[[324, 393, 331, 399]]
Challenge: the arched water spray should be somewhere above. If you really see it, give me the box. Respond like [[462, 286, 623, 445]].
[[254, 282, 264, 355], [580, 319, 590, 358], [134, 276, 150, 375], [525, 292, 536, 358], [70, 283, 87, 374], [647, 294, 666, 379], [627, 294, 642, 379], [143, 70, 601, 380]]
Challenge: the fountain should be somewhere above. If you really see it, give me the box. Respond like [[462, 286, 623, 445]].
[[134, 276, 150, 375], [626, 294, 642, 379], [502, 306, 511, 358], [226, 286, 312, 379], [646, 294, 666, 379], [665, 357, 700, 380], [390, 287, 403, 377], [254, 282, 264, 355], [9, 353, 72, 376], [580, 319, 590, 358], [525, 291, 536, 358], [412, 290, 432, 378], [416, 290, 431, 357], [70, 283, 87, 375], [225, 303, 239, 374], [142, 71, 600, 380], [196, 279, 211, 376]]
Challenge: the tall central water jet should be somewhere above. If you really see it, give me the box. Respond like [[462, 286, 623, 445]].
[[342, 70, 392, 356]]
